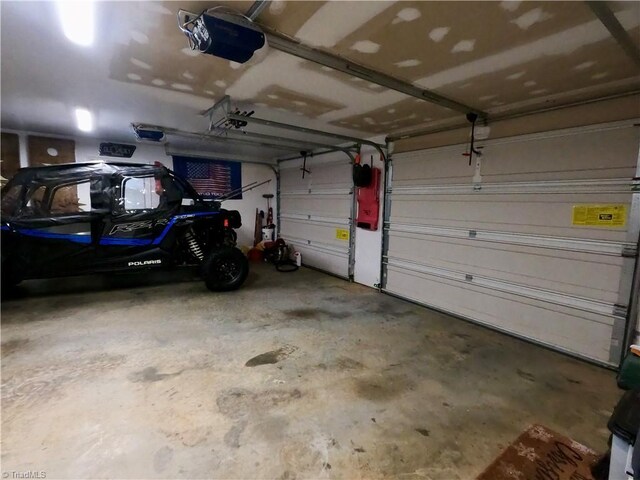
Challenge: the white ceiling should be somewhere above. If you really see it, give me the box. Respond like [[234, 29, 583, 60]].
[[0, 1, 368, 160], [1, 1, 638, 160]]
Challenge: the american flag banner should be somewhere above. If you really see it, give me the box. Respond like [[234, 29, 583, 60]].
[[172, 156, 242, 199]]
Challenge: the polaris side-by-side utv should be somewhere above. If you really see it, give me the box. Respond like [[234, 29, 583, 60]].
[[1, 162, 249, 291]]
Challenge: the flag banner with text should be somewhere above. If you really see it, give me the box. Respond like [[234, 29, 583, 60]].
[[172, 156, 242, 199]]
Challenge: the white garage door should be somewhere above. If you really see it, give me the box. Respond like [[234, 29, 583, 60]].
[[384, 121, 640, 366], [279, 153, 354, 279]]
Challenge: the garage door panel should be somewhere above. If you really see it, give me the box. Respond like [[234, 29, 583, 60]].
[[394, 164, 634, 187], [281, 195, 351, 218], [480, 167, 636, 183], [386, 268, 614, 363], [280, 168, 310, 190], [480, 127, 639, 179], [393, 129, 638, 186], [393, 126, 638, 186], [390, 194, 631, 241], [306, 159, 352, 189], [289, 242, 349, 278], [281, 219, 349, 248], [385, 123, 639, 366], [280, 172, 304, 189], [387, 234, 624, 302], [279, 154, 353, 278], [393, 155, 480, 186], [391, 192, 631, 206], [389, 215, 629, 241]]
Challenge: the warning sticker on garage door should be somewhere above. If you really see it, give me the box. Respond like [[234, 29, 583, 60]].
[[336, 228, 350, 240], [572, 204, 627, 227]]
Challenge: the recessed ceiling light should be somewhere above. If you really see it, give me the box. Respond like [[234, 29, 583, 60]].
[[56, 1, 95, 47], [75, 108, 93, 132]]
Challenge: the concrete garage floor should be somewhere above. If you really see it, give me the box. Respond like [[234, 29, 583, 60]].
[[1, 264, 621, 479]]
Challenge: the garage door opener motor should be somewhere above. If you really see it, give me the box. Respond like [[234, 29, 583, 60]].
[[177, 7, 268, 64]]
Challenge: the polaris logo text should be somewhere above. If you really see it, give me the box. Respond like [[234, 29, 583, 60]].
[[128, 260, 162, 267]]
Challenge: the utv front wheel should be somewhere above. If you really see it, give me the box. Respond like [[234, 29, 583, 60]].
[[202, 247, 249, 292]]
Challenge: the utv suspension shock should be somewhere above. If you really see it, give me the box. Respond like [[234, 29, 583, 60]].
[[185, 227, 204, 261]]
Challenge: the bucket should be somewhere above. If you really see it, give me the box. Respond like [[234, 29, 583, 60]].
[[262, 227, 274, 242]]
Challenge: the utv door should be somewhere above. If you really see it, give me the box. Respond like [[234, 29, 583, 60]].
[[96, 173, 181, 270], [7, 178, 99, 279]]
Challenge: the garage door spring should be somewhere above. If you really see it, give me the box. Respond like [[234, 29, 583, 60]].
[[185, 228, 204, 261]]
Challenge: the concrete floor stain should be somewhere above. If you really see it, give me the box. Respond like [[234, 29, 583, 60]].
[[224, 419, 248, 448], [162, 427, 212, 447], [1, 338, 29, 357], [366, 301, 413, 317], [284, 308, 321, 319], [128, 367, 182, 383], [278, 470, 296, 480], [452, 332, 472, 340], [517, 369, 536, 382], [245, 349, 285, 367], [283, 308, 351, 320], [335, 357, 364, 371], [216, 387, 303, 419], [353, 375, 414, 401], [245, 345, 298, 367], [153, 446, 173, 473]]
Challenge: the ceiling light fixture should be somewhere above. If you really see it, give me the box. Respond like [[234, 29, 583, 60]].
[[56, 1, 95, 47], [75, 108, 93, 132]]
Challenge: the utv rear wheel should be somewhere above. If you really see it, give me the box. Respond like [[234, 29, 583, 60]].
[[202, 247, 249, 292]]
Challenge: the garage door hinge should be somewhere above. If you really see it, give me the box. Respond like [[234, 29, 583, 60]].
[[613, 304, 628, 317], [622, 245, 638, 258], [465, 274, 473, 281]]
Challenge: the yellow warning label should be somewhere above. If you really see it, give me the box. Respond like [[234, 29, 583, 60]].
[[572, 204, 627, 227], [336, 228, 350, 240]]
